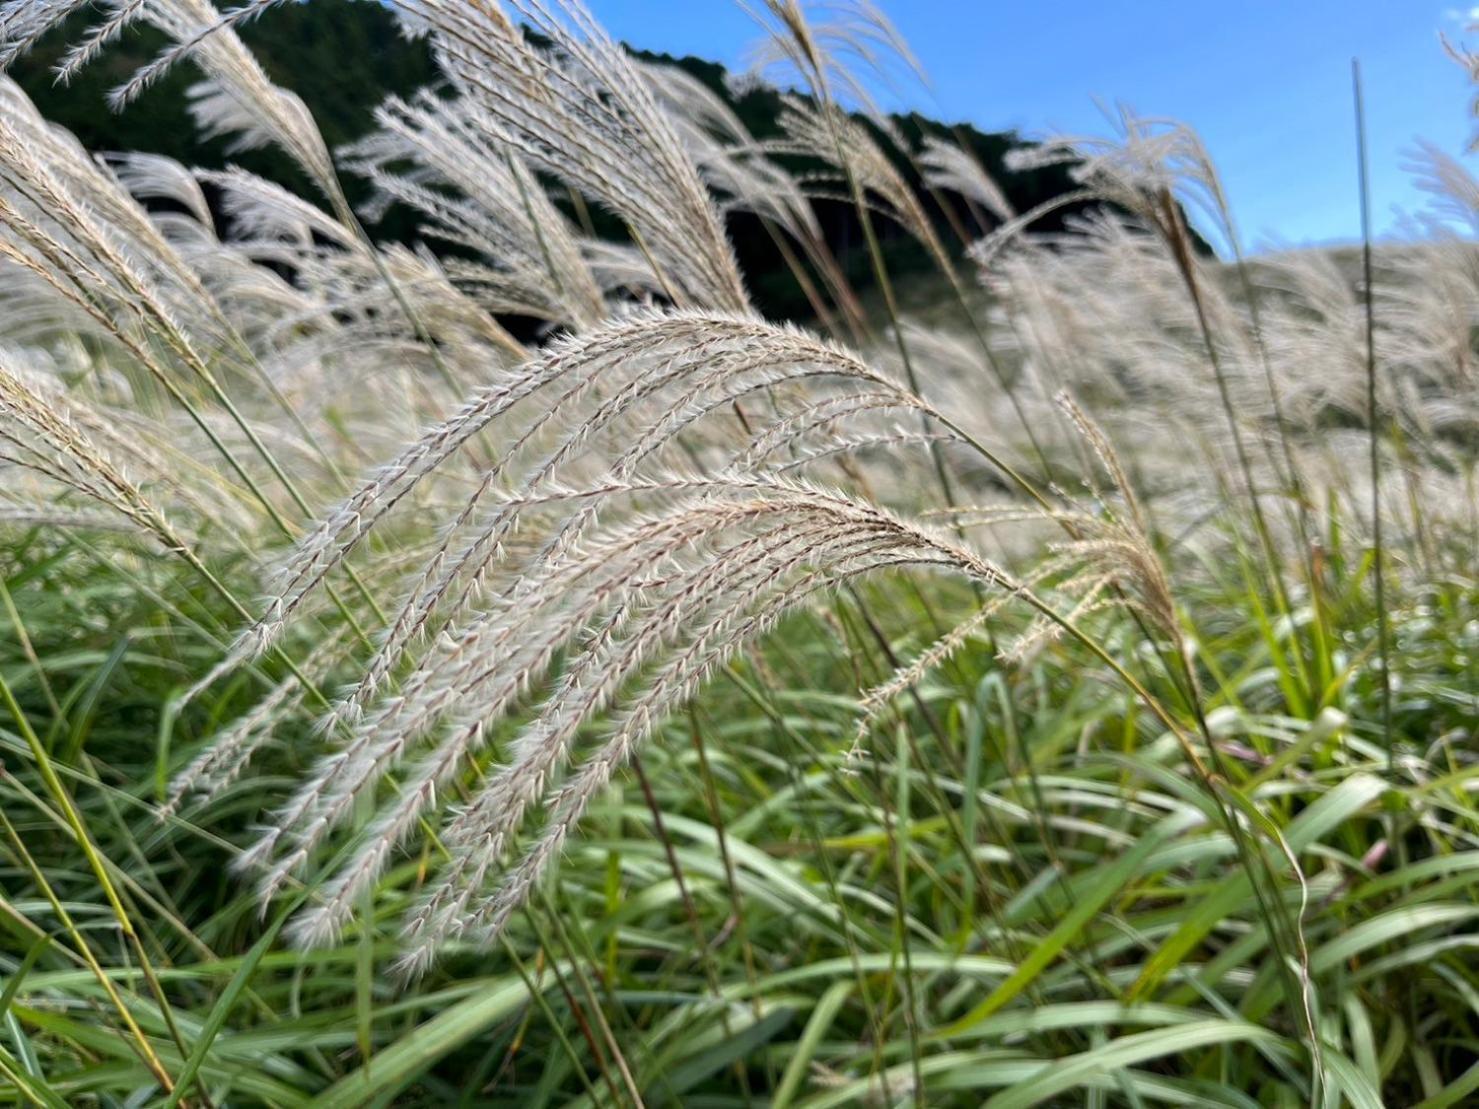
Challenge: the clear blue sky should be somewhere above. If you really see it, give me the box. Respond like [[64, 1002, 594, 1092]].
[[586, 0, 1477, 250]]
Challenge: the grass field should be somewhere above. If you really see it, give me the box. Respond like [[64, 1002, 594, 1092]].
[[1, 1, 1477, 1105]]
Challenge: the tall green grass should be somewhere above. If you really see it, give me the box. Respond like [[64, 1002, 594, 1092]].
[[3, 513, 1475, 1104]]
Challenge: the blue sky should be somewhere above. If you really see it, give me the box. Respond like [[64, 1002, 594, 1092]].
[[586, 0, 1477, 250]]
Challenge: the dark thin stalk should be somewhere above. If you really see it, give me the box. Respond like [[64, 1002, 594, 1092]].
[[1352, 60, 1394, 776], [1155, 191, 1299, 644], [861, 728, 926, 1103], [631, 752, 754, 1106]]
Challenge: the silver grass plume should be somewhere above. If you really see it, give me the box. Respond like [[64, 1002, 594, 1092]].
[[0, 2, 98, 71], [743, 0, 924, 115], [1405, 139, 1479, 236], [1005, 108, 1232, 242], [216, 310, 928, 687], [0, 358, 193, 551], [201, 313, 954, 847], [919, 134, 1015, 224], [769, 96, 952, 274], [641, 60, 820, 245], [176, 306, 995, 956], [340, 90, 605, 328], [270, 471, 1011, 953], [397, 0, 750, 313], [162, 630, 350, 819], [0, 77, 244, 357], [2, 0, 337, 196]]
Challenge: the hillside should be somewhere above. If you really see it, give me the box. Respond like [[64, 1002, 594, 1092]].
[[10, 0, 1118, 320]]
